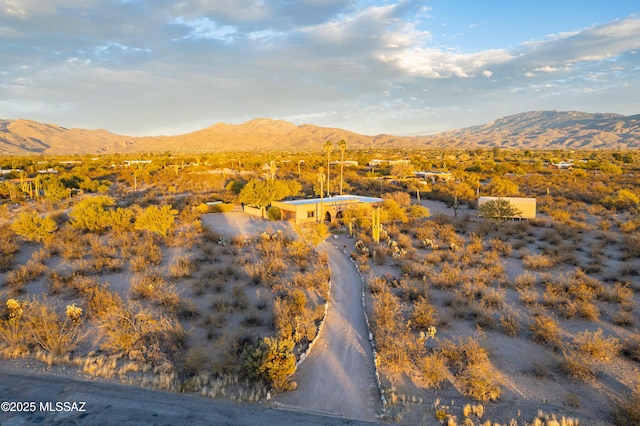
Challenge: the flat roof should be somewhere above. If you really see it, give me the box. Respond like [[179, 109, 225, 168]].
[[478, 196, 536, 202], [279, 194, 383, 206]]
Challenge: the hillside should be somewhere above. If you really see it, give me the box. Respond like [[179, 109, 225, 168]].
[[1, 111, 639, 155], [431, 111, 640, 149]]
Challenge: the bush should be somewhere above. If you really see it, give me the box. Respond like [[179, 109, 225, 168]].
[[573, 329, 621, 362], [266, 206, 282, 221], [421, 353, 448, 388], [244, 336, 297, 392], [523, 254, 555, 270], [134, 204, 178, 238], [458, 362, 502, 401], [11, 210, 57, 242], [529, 314, 563, 349], [560, 350, 596, 381], [23, 299, 85, 356], [69, 195, 115, 232]]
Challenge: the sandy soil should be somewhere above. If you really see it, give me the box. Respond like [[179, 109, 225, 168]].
[[201, 212, 296, 239], [272, 242, 381, 421]]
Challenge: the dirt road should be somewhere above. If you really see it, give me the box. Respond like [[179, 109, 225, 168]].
[[0, 361, 377, 425], [273, 242, 381, 421]]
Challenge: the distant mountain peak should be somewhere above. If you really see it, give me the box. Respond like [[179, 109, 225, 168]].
[[0, 110, 638, 154]]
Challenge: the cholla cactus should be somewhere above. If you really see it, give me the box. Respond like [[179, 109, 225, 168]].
[[354, 240, 369, 256], [6, 299, 25, 319], [66, 304, 83, 322]]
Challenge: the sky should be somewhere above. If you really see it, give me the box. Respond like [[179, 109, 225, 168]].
[[1, 0, 639, 137]]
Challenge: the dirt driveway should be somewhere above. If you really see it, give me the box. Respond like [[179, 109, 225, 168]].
[[0, 361, 377, 425], [273, 242, 381, 421]]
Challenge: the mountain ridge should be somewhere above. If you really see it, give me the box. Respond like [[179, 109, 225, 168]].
[[1, 110, 639, 155]]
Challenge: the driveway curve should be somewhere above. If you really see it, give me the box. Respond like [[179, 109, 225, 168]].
[[273, 241, 380, 421]]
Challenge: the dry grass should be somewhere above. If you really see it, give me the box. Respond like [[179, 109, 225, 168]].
[[529, 314, 563, 350], [573, 329, 621, 362]]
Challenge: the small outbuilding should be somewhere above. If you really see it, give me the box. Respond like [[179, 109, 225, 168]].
[[478, 196, 537, 219]]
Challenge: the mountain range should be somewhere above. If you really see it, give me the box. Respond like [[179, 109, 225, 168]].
[[1, 110, 639, 155]]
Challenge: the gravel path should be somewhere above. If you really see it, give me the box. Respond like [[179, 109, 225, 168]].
[[273, 242, 381, 421]]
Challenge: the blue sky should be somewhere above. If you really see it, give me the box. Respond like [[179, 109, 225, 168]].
[[1, 0, 639, 137]]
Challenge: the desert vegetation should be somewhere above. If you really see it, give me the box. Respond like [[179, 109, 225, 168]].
[[0, 148, 638, 424]]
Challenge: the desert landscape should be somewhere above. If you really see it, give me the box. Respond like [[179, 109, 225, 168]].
[[0, 143, 638, 425]]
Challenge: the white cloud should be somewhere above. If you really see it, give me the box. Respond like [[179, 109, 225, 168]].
[[0, 1, 638, 136]]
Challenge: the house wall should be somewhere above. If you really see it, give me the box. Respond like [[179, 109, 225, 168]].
[[478, 196, 536, 219]]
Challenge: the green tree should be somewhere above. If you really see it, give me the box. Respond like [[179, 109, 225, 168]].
[[244, 336, 297, 392], [11, 210, 57, 242], [239, 179, 297, 218], [69, 195, 115, 232], [43, 177, 69, 202], [484, 177, 519, 197], [478, 198, 523, 223], [601, 189, 639, 211], [134, 205, 178, 238]]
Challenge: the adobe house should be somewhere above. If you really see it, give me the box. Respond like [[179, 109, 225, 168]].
[[478, 196, 537, 219], [273, 194, 383, 224]]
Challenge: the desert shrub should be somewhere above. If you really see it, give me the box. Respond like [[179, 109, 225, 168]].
[[458, 362, 502, 401], [69, 195, 115, 232], [421, 353, 448, 388], [439, 335, 501, 401], [99, 303, 182, 358], [266, 206, 282, 221], [0, 224, 20, 271], [529, 314, 563, 349], [23, 300, 85, 356], [432, 264, 465, 289], [488, 238, 512, 257], [11, 210, 57, 242], [243, 336, 297, 392], [479, 288, 506, 311], [573, 329, 621, 362], [560, 350, 596, 381], [134, 204, 178, 238], [0, 299, 29, 353], [411, 297, 439, 330], [621, 235, 640, 260], [5, 259, 48, 291], [207, 203, 235, 214], [439, 336, 490, 373], [517, 288, 539, 307], [523, 254, 555, 270], [85, 285, 123, 319], [129, 236, 163, 271], [613, 309, 635, 327], [513, 271, 537, 289], [500, 314, 520, 337], [168, 255, 195, 280], [175, 346, 211, 379]]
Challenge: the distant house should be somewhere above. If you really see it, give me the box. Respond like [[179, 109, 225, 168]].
[[272, 194, 383, 224], [368, 159, 411, 167], [123, 160, 152, 167], [414, 171, 452, 183], [330, 160, 359, 167], [550, 161, 573, 170], [478, 196, 536, 220]]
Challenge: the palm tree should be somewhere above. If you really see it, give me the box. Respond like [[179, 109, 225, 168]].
[[338, 139, 347, 195], [324, 141, 333, 197]]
